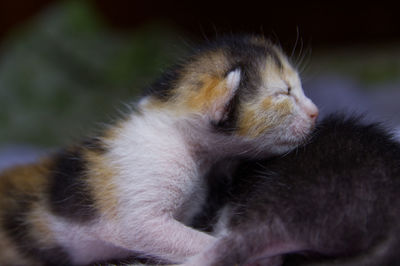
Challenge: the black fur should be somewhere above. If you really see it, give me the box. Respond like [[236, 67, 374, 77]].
[[82, 137, 107, 154], [146, 35, 285, 134], [190, 159, 237, 232], [197, 115, 400, 265], [206, 36, 284, 134], [2, 194, 71, 266], [211, 36, 285, 133], [48, 148, 98, 223], [214, 36, 284, 134], [144, 65, 181, 101]]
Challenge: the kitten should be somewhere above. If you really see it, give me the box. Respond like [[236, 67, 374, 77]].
[[185, 115, 400, 266], [0, 35, 318, 266]]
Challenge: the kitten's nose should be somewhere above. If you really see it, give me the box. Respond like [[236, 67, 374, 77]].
[[304, 99, 319, 122]]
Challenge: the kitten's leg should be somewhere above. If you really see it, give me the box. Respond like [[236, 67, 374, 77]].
[[182, 234, 245, 266], [96, 214, 216, 264], [182, 231, 299, 266]]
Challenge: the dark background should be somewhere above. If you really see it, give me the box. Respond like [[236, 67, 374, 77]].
[[1, 1, 400, 48]]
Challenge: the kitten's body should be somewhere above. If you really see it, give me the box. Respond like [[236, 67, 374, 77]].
[[187, 115, 400, 266], [0, 36, 318, 265]]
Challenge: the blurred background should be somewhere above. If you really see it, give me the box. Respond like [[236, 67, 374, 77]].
[[1, 0, 400, 169]]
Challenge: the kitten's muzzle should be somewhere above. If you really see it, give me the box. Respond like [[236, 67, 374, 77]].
[[303, 99, 319, 124]]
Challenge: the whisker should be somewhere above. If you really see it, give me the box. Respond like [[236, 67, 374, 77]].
[[298, 45, 313, 74], [295, 35, 304, 67], [290, 26, 300, 59]]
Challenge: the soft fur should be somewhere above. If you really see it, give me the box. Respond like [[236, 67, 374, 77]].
[[0, 35, 317, 265], [186, 115, 400, 266]]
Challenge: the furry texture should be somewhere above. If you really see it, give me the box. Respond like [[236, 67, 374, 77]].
[[0, 35, 317, 265], [186, 115, 400, 266]]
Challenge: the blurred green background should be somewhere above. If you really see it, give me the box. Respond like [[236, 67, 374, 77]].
[[0, 1, 186, 146], [1, 0, 400, 148]]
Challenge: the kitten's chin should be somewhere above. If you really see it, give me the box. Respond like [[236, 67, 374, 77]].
[[268, 143, 296, 155], [275, 138, 306, 147], [266, 136, 309, 155], [240, 129, 312, 158], [248, 140, 298, 158]]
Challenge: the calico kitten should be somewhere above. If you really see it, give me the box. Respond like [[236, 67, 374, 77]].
[[186, 115, 400, 266], [0, 35, 318, 266]]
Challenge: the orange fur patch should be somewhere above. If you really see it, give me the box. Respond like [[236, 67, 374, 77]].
[[140, 97, 167, 111], [143, 50, 230, 115], [84, 150, 118, 220], [238, 107, 272, 138], [0, 230, 39, 266], [237, 107, 256, 137], [186, 75, 227, 113], [261, 97, 273, 110], [0, 160, 52, 265], [275, 99, 292, 115], [28, 203, 56, 247], [0, 160, 50, 203], [238, 97, 293, 138]]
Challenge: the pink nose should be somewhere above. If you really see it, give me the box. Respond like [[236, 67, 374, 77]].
[[304, 100, 319, 122], [309, 107, 319, 121]]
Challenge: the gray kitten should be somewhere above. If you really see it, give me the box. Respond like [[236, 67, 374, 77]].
[[187, 115, 400, 266]]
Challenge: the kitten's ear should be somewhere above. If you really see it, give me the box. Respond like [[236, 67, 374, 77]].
[[209, 68, 241, 122]]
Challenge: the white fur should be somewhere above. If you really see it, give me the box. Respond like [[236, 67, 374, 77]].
[[47, 99, 312, 264], [48, 110, 225, 264], [226, 68, 241, 93], [45, 56, 318, 265], [47, 215, 131, 265]]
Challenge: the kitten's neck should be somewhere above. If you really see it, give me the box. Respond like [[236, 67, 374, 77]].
[[138, 109, 238, 164], [175, 114, 251, 164], [115, 108, 256, 171]]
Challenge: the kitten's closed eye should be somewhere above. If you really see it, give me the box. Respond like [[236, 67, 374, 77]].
[[280, 86, 291, 96], [274, 88, 292, 97]]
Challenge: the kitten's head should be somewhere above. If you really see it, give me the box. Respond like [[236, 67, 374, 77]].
[[143, 35, 318, 155]]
